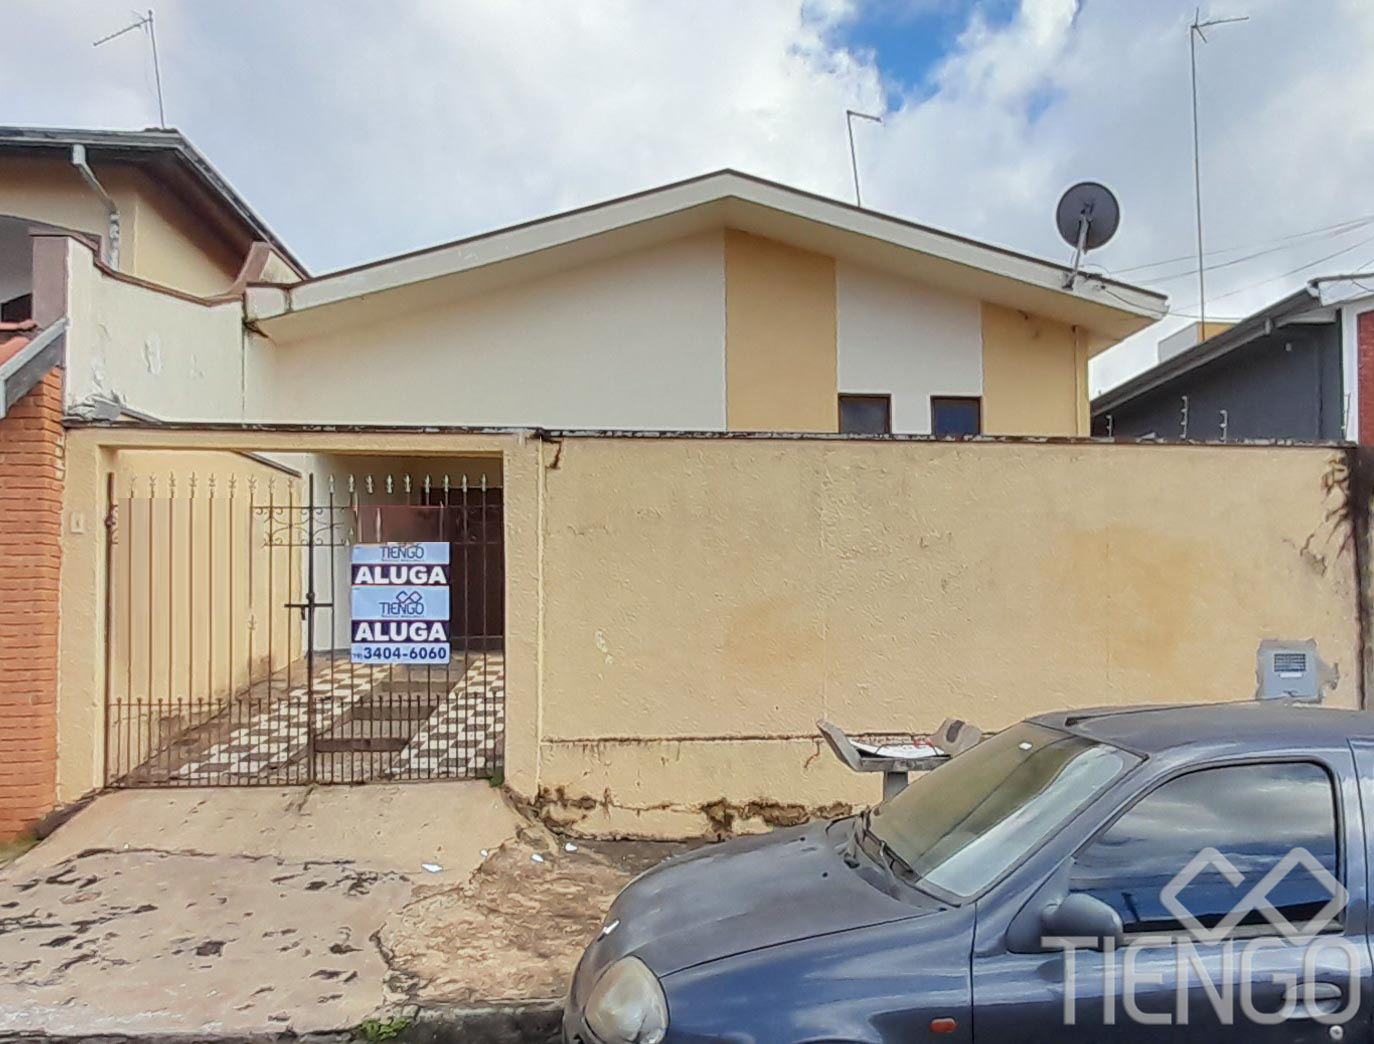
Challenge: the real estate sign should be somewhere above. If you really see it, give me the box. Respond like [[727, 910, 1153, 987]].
[[350, 542, 451, 665]]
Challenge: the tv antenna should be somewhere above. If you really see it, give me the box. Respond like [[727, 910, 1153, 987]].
[[94, 9, 166, 128], [845, 109, 883, 207], [1056, 181, 1121, 288], [1189, 9, 1248, 332]]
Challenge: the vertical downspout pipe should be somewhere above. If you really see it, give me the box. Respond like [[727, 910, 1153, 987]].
[[71, 144, 121, 267]]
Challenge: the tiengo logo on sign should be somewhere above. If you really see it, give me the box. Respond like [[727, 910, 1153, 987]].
[[350, 542, 451, 665]]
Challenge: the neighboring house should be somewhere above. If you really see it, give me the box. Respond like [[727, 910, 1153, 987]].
[[1092, 279, 1374, 442], [0, 126, 303, 840], [0, 125, 304, 309]]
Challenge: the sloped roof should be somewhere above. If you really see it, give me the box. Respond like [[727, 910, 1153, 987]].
[[247, 170, 1167, 344], [0, 126, 306, 277], [0, 320, 35, 368]]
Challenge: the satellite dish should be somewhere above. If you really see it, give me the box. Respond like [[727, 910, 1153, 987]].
[[1056, 181, 1120, 288]]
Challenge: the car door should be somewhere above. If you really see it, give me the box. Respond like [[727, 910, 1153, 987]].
[[972, 756, 1371, 1042]]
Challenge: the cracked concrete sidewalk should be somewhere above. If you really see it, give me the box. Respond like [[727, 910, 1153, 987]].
[[0, 785, 683, 1040]]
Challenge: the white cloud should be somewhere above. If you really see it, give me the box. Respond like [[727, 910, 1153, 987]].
[[2, 0, 1372, 394]]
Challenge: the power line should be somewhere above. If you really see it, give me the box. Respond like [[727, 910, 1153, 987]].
[[1135, 219, 1374, 284], [1110, 212, 1374, 277], [1169, 232, 1374, 314]]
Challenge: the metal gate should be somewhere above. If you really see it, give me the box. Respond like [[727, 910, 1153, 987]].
[[103, 463, 504, 786]]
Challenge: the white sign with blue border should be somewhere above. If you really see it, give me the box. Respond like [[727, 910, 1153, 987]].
[[350, 542, 451, 665]]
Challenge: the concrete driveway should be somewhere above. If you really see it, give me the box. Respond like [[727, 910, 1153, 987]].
[[0, 784, 679, 1039]]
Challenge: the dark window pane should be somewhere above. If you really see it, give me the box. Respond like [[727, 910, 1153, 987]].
[[931, 396, 981, 436], [1069, 763, 1340, 934], [1, 293, 32, 323], [839, 395, 890, 435]]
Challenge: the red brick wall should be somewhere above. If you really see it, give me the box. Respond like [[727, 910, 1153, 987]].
[[0, 369, 63, 840], [1358, 311, 1374, 443]]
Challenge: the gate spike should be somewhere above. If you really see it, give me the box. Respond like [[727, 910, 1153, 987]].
[[348, 474, 356, 495], [246, 475, 257, 494], [167, 473, 176, 495], [208, 474, 217, 496], [386, 475, 394, 495], [327, 474, 336, 496], [188, 472, 197, 497], [461, 475, 468, 493], [228, 474, 237, 494], [148, 475, 158, 496], [423, 474, 431, 496], [403, 474, 412, 495], [442, 474, 450, 494], [480, 474, 487, 492], [366, 475, 374, 496], [267, 475, 276, 495]]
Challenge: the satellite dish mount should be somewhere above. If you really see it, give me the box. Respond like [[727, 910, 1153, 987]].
[[1056, 181, 1120, 289]]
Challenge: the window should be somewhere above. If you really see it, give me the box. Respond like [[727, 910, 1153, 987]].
[[839, 394, 891, 435], [867, 723, 1134, 900], [1, 293, 32, 323], [1069, 762, 1340, 935], [931, 396, 982, 436]]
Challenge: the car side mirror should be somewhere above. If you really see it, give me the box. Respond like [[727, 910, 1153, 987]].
[[1039, 893, 1124, 951]]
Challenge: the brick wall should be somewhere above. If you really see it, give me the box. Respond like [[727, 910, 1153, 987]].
[[1358, 311, 1374, 443], [0, 369, 63, 840]]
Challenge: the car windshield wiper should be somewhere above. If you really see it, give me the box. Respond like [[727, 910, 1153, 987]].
[[860, 808, 918, 884]]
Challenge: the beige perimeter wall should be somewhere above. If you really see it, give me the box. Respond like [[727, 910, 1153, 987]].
[[59, 430, 1364, 838], [530, 438, 1361, 836]]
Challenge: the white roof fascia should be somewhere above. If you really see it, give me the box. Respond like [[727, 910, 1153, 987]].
[[251, 172, 1165, 324]]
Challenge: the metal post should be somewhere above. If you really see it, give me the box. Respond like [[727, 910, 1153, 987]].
[[305, 473, 317, 782], [1189, 18, 1206, 334], [845, 109, 883, 208], [1189, 10, 1248, 338]]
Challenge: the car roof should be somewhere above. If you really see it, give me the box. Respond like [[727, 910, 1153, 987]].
[[1031, 701, 1374, 756]]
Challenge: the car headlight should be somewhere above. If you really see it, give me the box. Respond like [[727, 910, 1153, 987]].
[[583, 955, 669, 1044]]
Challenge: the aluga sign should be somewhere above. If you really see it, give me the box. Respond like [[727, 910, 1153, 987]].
[[350, 542, 451, 664]]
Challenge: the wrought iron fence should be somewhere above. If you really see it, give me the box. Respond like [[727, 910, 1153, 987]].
[[103, 463, 504, 787]]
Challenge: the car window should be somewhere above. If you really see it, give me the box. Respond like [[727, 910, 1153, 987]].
[[1069, 762, 1341, 935], [868, 722, 1134, 900]]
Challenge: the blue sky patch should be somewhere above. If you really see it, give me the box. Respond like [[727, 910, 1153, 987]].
[[833, 0, 1020, 101]]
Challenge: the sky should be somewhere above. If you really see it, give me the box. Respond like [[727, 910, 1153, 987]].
[[3, 0, 1373, 394]]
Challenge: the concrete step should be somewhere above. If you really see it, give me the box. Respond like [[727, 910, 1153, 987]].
[[313, 736, 409, 754], [348, 699, 442, 721], [320, 718, 421, 742], [371, 677, 463, 695]]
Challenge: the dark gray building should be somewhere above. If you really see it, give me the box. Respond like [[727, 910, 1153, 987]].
[[1092, 283, 1364, 442]]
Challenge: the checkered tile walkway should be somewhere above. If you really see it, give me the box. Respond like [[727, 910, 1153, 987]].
[[390, 654, 505, 778], [173, 659, 391, 783]]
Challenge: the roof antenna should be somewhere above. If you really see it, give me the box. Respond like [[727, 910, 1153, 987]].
[[1189, 9, 1248, 336], [94, 9, 167, 128], [845, 109, 883, 207]]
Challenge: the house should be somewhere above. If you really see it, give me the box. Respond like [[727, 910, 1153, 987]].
[[1092, 279, 1374, 442], [0, 126, 303, 841], [0, 129, 1168, 440], [232, 172, 1166, 437], [1, 125, 1176, 839]]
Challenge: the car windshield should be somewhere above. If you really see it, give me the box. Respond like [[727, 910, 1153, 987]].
[[867, 722, 1134, 900]]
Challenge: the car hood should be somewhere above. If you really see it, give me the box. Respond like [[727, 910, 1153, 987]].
[[586, 819, 945, 978]]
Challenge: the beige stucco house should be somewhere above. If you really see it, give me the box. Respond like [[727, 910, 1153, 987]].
[[5, 125, 1222, 842]]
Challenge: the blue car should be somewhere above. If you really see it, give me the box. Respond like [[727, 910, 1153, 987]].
[[563, 702, 1374, 1042]]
